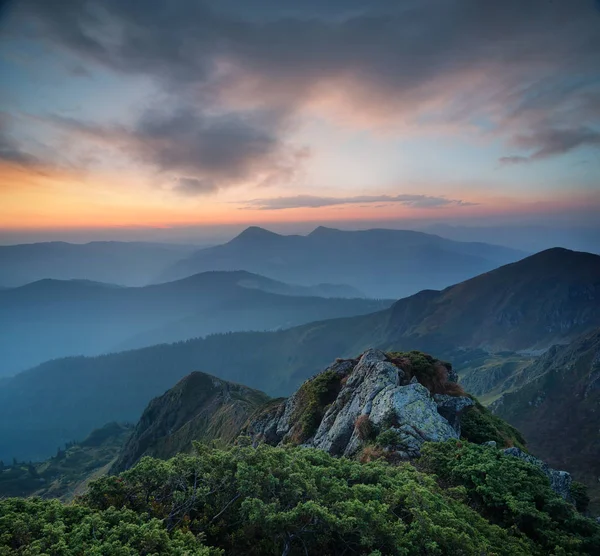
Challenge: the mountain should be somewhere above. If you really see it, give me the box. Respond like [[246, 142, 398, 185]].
[[158, 226, 526, 298], [1, 248, 597, 462], [378, 247, 600, 352], [425, 223, 600, 255], [111, 372, 269, 472], [492, 327, 600, 513], [0, 422, 132, 500], [0, 271, 384, 376], [0, 241, 197, 288], [4, 357, 599, 554]]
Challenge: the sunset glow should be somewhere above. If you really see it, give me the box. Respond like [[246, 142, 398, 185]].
[[1, 0, 599, 241]]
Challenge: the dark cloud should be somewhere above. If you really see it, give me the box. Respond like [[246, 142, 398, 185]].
[[498, 156, 529, 166], [47, 105, 305, 194], [500, 126, 600, 164], [134, 107, 286, 181], [172, 177, 219, 196], [8, 0, 600, 175], [0, 116, 39, 167], [517, 126, 600, 160], [240, 194, 476, 210]]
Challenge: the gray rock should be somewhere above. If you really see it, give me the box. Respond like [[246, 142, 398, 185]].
[[369, 382, 458, 452], [244, 401, 287, 446], [247, 348, 460, 460], [482, 441, 497, 448], [503, 447, 573, 501], [433, 394, 475, 433], [312, 349, 402, 456]]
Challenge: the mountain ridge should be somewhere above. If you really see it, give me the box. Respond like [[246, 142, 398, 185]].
[[111, 371, 269, 473], [0, 270, 383, 375], [1, 247, 597, 462], [0, 240, 197, 288], [159, 226, 527, 298]]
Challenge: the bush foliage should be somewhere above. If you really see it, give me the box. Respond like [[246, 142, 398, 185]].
[[419, 441, 600, 554], [460, 400, 526, 448], [387, 351, 464, 396], [2, 442, 599, 555], [290, 370, 343, 442]]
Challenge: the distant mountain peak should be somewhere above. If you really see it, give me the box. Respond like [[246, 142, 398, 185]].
[[308, 226, 341, 236], [230, 226, 282, 243]]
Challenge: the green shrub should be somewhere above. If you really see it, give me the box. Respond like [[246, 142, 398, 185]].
[[375, 428, 404, 448], [3, 443, 599, 555], [0, 497, 217, 555], [291, 370, 342, 442], [419, 440, 600, 554], [460, 400, 526, 448], [81, 443, 535, 555], [571, 481, 591, 514]]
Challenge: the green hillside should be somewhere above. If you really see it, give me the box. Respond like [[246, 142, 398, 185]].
[[493, 328, 600, 513], [112, 372, 269, 472], [0, 422, 132, 500]]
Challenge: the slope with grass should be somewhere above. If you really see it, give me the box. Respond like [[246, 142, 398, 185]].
[[0, 422, 132, 500], [492, 327, 600, 513], [112, 372, 269, 472], [2, 441, 599, 554]]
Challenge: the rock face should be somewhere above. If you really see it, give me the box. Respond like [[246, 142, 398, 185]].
[[504, 447, 573, 501], [246, 349, 474, 459]]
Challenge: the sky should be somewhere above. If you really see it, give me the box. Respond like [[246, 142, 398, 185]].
[[0, 0, 599, 245]]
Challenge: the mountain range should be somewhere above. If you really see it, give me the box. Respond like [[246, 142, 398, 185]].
[[0, 270, 385, 376], [0, 241, 197, 288], [1, 247, 597, 463], [159, 226, 526, 298]]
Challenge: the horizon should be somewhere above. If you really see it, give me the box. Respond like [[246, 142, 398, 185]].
[[1, 221, 598, 255], [1, 1, 599, 242]]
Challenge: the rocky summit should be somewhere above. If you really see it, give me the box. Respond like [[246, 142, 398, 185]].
[[246, 349, 474, 459]]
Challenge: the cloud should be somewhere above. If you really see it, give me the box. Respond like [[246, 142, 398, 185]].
[[46, 105, 307, 194], [498, 156, 529, 166], [171, 177, 219, 196], [500, 126, 600, 164], [0, 116, 39, 167], [240, 194, 477, 210], [13, 1, 600, 149]]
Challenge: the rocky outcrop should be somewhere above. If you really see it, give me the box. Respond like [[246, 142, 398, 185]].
[[504, 447, 573, 501], [246, 349, 474, 459]]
